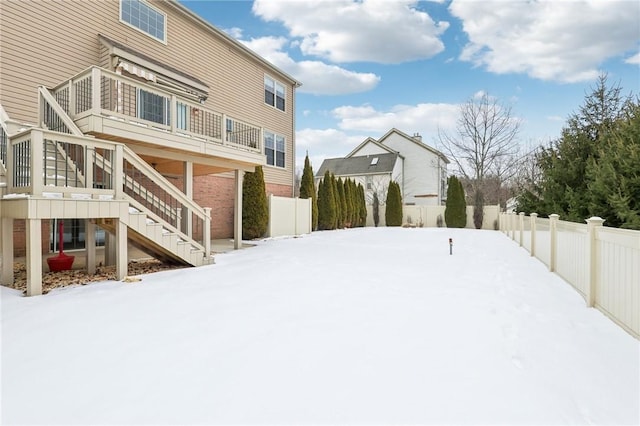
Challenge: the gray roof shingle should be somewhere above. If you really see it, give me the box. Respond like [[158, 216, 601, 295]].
[[316, 153, 399, 177]]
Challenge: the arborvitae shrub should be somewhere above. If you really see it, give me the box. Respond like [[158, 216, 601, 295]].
[[357, 183, 367, 226], [385, 181, 403, 226], [343, 179, 353, 227], [445, 176, 467, 228], [473, 189, 484, 229], [337, 177, 347, 227], [317, 170, 336, 230], [373, 192, 380, 227], [299, 154, 318, 231], [332, 174, 343, 228], [242, 166, 268, 239]]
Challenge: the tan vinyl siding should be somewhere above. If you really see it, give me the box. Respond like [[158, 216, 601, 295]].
[[0, 0, 296, 187]]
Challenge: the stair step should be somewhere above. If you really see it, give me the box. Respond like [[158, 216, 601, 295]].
[[162, 231, 178, 248]]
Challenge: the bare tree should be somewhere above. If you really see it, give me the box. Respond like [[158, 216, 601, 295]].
[[438, 92, 521, 223]]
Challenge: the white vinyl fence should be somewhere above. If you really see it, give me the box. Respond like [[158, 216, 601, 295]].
[[367, 204, 500, 230], [501, 212, 640, 339], [267, 195, 312, 238]]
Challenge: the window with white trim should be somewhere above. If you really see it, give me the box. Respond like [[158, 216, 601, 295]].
[[137, 89, 170, 125], [264, 75, 285, 112], [120, 0, 167, 43], [264, 131, 285, 168]]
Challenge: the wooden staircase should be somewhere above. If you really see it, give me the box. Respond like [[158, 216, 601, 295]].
[[1, 90, 213, 267], [97, 206, 211, 266]]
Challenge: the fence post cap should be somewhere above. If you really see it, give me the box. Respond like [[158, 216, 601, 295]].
[[585, 216, 605, 225], [549, 213, 560, 220], [530, 212, 538, 218], [519, 211, 525, 216]]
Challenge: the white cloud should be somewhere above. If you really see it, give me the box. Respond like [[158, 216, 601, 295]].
[[296, 128, 365, 152], [241, 36, 380, 95], [450, 0, 640, 83], [333, 103, 460, 136], [473, 90, 487, 100], [295, 103, 460, 170], [296, 128, 369, 172], [625, 52, 640, 65], [252, 0, 449, 64], [223, 27, 244, 40]]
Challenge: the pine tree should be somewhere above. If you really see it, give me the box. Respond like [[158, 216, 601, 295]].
[[299, 154, 318, 231], [242, 166, 268, 239], [524, 74, 633, 222], [385, 181, 403, 226], [445, 176, 466, 228], [317, 170, 336, 230], [587, 102, 640, 229]]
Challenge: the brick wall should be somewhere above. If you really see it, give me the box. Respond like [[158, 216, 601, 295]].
[[12, 219, 51, 257], [8, 174, 293, 255], [193, 174, 293, 239]]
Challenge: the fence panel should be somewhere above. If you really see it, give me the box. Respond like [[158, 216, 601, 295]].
[[522, 215, 531, 253], [268, 195, 311, 238], [534, 218, 551, 267], [556, 220, 588, 297], [595, 227, 640, 338], [500, 213, 639, 339]]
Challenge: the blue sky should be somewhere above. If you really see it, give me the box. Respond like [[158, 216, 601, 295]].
[[181, 0, 640, 173]]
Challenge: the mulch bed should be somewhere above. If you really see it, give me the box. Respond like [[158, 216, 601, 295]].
[[6, 259, 185, 295]]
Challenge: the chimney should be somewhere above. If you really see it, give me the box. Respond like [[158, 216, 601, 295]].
[[413, 133, 422, 143]]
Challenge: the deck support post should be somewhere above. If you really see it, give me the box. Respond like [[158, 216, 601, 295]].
[[85, 219, 96, 275], [234, 169, 243, 250], [115, 218, 127, 280], [1, 217, 14, 286], [104, 232, 116, 266], [26, 218, 42, 296]]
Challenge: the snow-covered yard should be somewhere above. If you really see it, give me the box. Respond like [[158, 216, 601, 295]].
[[2, 228, 639, 425]]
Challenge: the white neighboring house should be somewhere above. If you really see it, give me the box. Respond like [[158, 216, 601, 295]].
[[316, 128, 449, 206]]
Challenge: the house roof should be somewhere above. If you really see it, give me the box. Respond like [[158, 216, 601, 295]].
[[379, 128, 450, 164], [347, 128, 449, 164], [346, 137, 397, 158], [316, 153, 399, 178]]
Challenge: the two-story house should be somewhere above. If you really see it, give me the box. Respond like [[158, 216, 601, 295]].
[[316, 128, 449, 208], [0, 0, 300, 295]]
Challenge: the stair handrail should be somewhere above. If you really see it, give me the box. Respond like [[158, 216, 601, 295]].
[[122, 145, 210, 250], [38, 87, 84, 136], [38, 87, 86, 186]]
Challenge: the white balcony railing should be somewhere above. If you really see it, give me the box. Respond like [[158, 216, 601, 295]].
[[52, 66, 262, 154]]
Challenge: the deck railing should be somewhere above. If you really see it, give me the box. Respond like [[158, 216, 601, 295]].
[[500, 212, 640, 339], [6, 128, 210, 253], [52, 66, 262, 153]]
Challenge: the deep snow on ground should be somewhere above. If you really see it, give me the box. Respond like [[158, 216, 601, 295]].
[[2, 228, 639, 425]]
